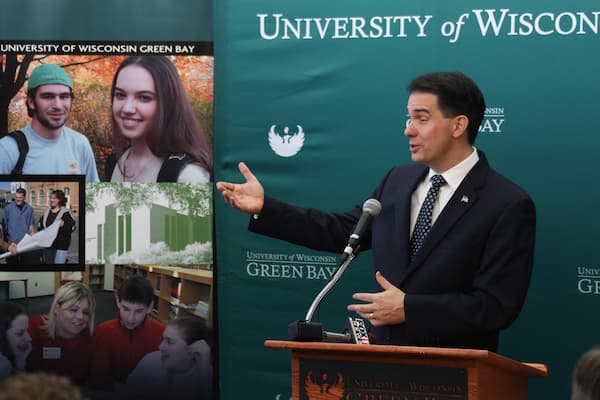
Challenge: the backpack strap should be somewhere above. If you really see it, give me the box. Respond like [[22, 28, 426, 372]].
[[157, 153, 195, 182], [7, 131, 29, 175], [104, 152, 118, 181]]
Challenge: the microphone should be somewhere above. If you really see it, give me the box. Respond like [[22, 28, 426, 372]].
[[289, 317, 370, 344], [344, 317, 370, 344], [340, 199, 382, 263], [287, 199, 382, 342]]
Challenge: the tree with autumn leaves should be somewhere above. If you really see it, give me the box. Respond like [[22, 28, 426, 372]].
[[0, 54, 214, 178]]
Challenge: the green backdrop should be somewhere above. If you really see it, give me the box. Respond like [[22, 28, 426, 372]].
[[2, 1, 600, 399], [0, 0, 212, 41]]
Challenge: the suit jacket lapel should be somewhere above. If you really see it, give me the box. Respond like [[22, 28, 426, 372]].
[[397, 152, 490, 286]]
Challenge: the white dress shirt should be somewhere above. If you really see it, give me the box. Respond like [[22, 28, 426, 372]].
[[409, 148, 479, 238]]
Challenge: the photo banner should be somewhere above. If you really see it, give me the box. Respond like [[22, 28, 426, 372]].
[[214, 1, 600, 399], [1, 1, 215, 398]]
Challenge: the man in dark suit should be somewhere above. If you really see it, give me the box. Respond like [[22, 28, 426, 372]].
[[217, 72, 536, 352]]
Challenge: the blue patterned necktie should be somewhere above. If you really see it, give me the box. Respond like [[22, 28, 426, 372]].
[[410, 174, 447, 258]]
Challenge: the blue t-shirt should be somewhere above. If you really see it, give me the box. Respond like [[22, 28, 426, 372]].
[[0, 124, 99, 182], [2, 201, 35, 243]]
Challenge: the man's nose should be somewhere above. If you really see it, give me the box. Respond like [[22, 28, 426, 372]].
[[404, 119, 416, 137]]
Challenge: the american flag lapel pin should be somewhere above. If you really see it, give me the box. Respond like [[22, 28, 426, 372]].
[[461, 195, 469, 204]]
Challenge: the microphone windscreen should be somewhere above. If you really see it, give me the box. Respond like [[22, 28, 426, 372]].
[[362, 198, 382, 217]]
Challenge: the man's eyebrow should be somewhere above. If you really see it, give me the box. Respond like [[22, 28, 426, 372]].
[[408, 108, 431, 114], [39, 91, 71, 95]]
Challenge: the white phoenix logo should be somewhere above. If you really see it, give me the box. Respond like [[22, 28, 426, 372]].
[[268, 125, 305, 157]]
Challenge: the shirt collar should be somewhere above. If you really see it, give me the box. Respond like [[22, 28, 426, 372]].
[[427, 147, 479, 191]]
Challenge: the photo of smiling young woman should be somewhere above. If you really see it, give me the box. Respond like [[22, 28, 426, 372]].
[[27, 281, 96, 385], [107, 56, 213, 183]]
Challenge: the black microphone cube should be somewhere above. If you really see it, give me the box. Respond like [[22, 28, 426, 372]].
[[288, 320, 323, 341]]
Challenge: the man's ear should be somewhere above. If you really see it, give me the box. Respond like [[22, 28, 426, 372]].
[[114, 292, 121, 306], [26, 96, 35, 112], [452, 115, 469, 139], [146, 301, 154, 314]]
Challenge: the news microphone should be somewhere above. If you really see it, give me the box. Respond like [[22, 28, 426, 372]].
[[344, 317, 370, 344], [340, 199, 382, 263]]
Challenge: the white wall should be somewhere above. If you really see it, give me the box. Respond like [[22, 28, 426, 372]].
[[131, 207, 151, 251], [104, 263, 114, 290], [0, 271, 55, 298]]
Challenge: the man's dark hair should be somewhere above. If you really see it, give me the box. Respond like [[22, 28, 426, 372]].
[[117, 276, 154, 306], [408, 71, 485, 145], [15, 188, 26, 197]]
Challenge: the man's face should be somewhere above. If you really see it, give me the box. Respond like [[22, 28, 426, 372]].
[[27, 84, 72, 130], [116, 298, 152, 330], [14, 193, 24, 206], [404, 92, 463, 173]]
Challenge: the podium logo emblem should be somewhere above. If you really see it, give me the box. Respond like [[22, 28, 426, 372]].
[[304, 371, 344, 399], [268, 124, 305, 157]]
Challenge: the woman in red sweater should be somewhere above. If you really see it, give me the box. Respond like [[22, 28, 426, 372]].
[[28, 281, 96, 385]]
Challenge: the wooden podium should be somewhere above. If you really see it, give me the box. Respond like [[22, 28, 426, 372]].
[[265, 340, 547, 400]]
